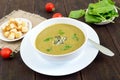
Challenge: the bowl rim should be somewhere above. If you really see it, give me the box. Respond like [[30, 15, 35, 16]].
[[32, 17, 88, 57]]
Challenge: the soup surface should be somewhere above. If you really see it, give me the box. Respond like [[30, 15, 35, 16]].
[[35, 24, 85, 55]]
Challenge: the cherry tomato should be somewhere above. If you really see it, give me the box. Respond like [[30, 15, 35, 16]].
[[0, 48, 13, 59], [52, 13, 63, 18], [45, 2, 55, 12]]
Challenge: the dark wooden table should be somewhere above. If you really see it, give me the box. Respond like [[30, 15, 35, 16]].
[[0, 0, 120, 80]]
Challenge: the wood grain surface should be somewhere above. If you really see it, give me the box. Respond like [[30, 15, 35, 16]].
[[0, 0, 120, 80]]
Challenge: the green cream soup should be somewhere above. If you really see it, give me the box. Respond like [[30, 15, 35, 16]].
[[35, 24, 85, 55]]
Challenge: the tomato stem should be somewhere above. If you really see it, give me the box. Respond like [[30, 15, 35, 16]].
[[52, 8, 55, 11], [10, 53, 14, 58]]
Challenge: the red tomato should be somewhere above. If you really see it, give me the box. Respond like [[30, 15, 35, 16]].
[[0, 48, 13, 59], [45, 2, 55, 12], [52, 13, 63, 18]]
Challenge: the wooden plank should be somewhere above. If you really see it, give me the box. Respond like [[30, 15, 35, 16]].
[[0, 0, 120, 80], [0, 1, 11, 80], [62, 0, 91, 80], [0, 0, 35, 80], [0, 0, 9, 18], [0, 53, 35, 80], [34, 0, 82, 79], [106, 13, 120, 53], [81, 25, 120, 80], [34, 0, 67, 19], [35, 72, 81, 80], [63, 0, 96, 22], [34, 0, 56, 19], [82, 0, 120, 79], [63, 0, 120, 80], [4, 0, 34, 15]]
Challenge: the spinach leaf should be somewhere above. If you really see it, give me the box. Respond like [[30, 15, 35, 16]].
[[85, 13, 102, 23], [69, 9, 85, 19], [68, 0, 119, 23], [102, 0, 115, 5], [85, 0, 119, 23]]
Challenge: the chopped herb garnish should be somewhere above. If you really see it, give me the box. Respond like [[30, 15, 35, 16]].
[[46, 47, 52, 52], [58, 30, 65, 35], [72, 33, 79, 41], [44, 37, 53, 42], [62, 45, 72, 50]]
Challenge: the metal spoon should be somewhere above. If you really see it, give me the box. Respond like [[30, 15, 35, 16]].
[[88, 39, 115, 56]]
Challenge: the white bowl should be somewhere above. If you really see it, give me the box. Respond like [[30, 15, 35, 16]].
[[31, 17, 88, 62], [0, 18, 32, 42]]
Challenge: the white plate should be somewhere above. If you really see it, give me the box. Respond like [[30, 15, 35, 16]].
[[20, 21, 100, 76], [0, 18, 32, 42]]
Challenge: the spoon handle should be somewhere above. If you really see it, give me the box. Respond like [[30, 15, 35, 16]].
[[88, 39, 115, 56]]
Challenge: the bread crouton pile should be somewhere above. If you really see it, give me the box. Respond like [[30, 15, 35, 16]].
[[1, 18, 29, 40]]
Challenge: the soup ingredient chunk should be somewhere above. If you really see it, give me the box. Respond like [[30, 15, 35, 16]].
[[54, 36, 67, 45]]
